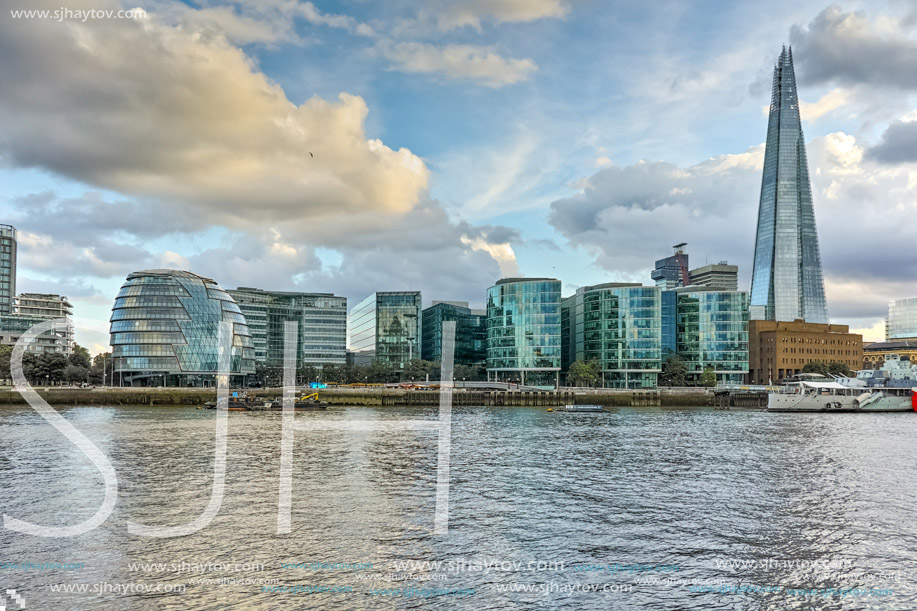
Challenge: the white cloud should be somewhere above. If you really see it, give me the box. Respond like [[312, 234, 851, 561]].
[[0, 4, 425, 229], [149, 0, 375, 44], [432, 0, 569, 31], [800, 88, 851, 121], [377, 41, 536, 88]]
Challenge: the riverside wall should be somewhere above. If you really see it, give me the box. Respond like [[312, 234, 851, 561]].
[[0, 387, 727, 407]]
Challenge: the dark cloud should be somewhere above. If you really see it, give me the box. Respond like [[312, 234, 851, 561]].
[[8, 192, 203, 243], [547, 133, 917, 328], [548, 150, 763, 284], [790, 6, 917, 89], [475, 224, 520, 244], [867, 120, 917, 163]]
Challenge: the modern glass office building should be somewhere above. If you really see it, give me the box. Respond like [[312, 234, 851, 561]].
[[750, 47, 828, 324], [421, 301, 486, 365], [486, 278, 561, 387], [0, 224, 17, 315], [671, 289, 749, 384], [566, 284, 662, 388], [348, 292, 422, 368], [886, 298, 917, 340], [110, 270, 255, 386], [228, 288, 347, 367]]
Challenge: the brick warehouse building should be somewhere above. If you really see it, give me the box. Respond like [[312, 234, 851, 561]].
[[748, 319, 862, 384]]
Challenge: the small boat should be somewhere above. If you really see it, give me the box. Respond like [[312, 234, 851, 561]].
[[203, 392, 328, 411], [254, 393, 328, 411], [562, 404, 605, 412], [291, 392, 328, 411], [203, 393, 267, 411]]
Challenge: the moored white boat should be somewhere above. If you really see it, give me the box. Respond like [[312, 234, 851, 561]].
[[767, 381, 915, 412], [768, 353, 917, 413]]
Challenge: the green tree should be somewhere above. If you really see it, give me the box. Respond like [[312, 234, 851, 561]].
[[21, 352, 38, 384], [90, 352, 112, 385], [828, 361, 852, 377], [0, 344, 12, 385], [659, 355, 687, 387], [34, 352, 69, 385], [402, 359, 438, 382], [64, 364, 89, 384], [254, 363, 282, 387], [453, 363, 486, 383], [801, 361, 831, 377], [700, 366, 717, 387], [69, 343, 91, 368], [366, 360, 397, 383], [567, 360, 599, 387]]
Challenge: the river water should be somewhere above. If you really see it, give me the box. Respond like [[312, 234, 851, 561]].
[[1, 404, 916, 610]]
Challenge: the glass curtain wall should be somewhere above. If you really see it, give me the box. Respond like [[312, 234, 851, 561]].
[[110, 270, 255, 386], [676, 291, 749, 384], [486, 278, 561, 387]]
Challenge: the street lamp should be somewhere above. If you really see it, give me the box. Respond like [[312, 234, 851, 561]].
[[403, 311, 418, 364]]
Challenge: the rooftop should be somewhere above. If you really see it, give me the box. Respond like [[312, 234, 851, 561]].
[[495, 277, 559, 286]]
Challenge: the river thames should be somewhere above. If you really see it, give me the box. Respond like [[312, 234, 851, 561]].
[[1, 404, 915, 610]]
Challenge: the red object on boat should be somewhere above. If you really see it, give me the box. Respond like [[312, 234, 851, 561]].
[[911, 389, 917, 412]]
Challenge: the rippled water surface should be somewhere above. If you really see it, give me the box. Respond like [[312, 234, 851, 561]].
[[1, 404, 916, 610]]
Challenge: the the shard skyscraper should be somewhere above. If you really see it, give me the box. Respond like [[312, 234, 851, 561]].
[[749, 47, 828, 324]]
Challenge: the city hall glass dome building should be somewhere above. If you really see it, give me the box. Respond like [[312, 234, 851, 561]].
[[110, 270, 255, 387]]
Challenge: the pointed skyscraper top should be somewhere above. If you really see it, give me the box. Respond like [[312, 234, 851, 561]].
[[749, 48, 828, 324]]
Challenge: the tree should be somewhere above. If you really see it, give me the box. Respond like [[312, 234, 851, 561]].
[[254, 363, 282, 388], [366, 360, 397, 383], [700, 366, 717, 387], [0, 344, 11, 385], [401, 359, 438, 382], [64, 364, 89, 385], [828, 361, 852, 377], [453, 363, 486, 382], [567, 360, 599, 387], [34, 352, 69, 385], [801, 361, 831, 377], [659, 355, 687, 387], [69, 343, 91, 368], [20, 352, 38, 384], [90, 352, 111, 385]]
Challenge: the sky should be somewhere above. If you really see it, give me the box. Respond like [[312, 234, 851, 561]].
[[0, 0, 916, 353]]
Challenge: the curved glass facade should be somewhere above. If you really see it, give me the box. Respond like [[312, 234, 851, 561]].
[[675, 291, 749, 384], [574, 284, 661, 389], [486, 278, 561, 387], [110, 269, 255, 386]]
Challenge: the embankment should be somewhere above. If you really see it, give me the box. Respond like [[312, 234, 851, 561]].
[[0, 387, 719, 407]]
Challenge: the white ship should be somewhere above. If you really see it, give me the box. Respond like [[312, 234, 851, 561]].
[[767, 354, 917, 413]]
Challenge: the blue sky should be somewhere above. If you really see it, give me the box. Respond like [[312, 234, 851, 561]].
[[1, 0, 916, 352]]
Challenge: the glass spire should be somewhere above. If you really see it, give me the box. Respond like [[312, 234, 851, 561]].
[[750, 47, 828, 324]]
